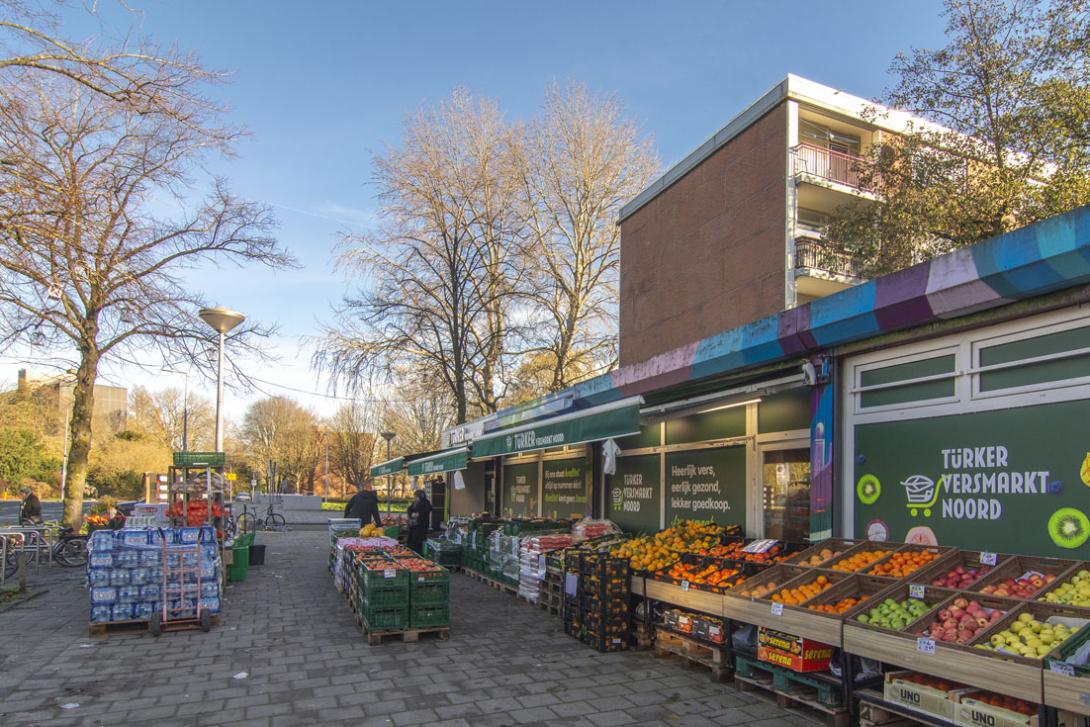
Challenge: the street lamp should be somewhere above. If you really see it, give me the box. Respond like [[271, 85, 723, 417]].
[[198, 306, 245, 452], [380, 430, 396, 514]]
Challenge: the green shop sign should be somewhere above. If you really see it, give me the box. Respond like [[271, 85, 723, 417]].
[[852, 399, 1090, 558], [542, 456, 589, 515], [472, 400, 641, 458], [665, 446, 747, 529], [370, 457, 404, 478], [407, 448, 467, 476], [173, 451, 225, 467], [606, 454, 661, 533]]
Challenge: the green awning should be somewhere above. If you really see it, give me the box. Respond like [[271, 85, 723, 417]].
[[407, 447, 468, 476], [471, 397, 642, 458], [370, 457, 404, 478]]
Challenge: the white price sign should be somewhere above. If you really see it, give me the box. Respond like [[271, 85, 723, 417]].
[[680, 580, 690, 592], [1050, 662, 1076, 677], [383, 569, 396, 579], [771, 602, 784, 616], [980, 552, 998, 566], [909, 584, 925, 599], [916, 637, 936, 655]]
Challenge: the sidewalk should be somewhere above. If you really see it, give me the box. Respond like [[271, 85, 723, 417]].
[[0, 530, 807, 726]]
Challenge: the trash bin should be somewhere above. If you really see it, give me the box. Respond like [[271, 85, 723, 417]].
[[229, 534, 253, 582], [384, 526, 400, 540], [249, 543, 266, 566]]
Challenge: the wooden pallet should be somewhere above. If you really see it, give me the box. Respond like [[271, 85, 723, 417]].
[[858, 700, 922, 727], [363, 626, 450, 645], [733, 655, 849, 727], [653, 628, 731, 682], [462, 569, 517, 595], [88, 613, 220, 636]]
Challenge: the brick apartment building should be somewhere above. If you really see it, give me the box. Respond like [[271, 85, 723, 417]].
[[617, 75, 931, 366]]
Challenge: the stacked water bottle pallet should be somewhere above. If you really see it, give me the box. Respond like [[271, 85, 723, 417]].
[[87, 526, 222, 636]]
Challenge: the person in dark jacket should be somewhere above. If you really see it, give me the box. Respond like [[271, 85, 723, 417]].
[[343, 482, 382, 527], [406, 489, 432, 553], [18, 486, 42, 525]]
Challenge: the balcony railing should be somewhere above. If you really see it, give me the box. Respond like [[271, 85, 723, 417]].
[[792, 142, 869, 190], [795, 236, 864, 280]]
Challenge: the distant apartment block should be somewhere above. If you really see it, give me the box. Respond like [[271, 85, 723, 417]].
[[617, 75, 930, 366], [17, 368, 127, 434]]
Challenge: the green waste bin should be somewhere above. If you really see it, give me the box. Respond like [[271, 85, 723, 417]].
[[229, 535, 252, 582], [383, 526, 400, 540]]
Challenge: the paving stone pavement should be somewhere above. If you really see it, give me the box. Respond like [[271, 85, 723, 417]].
[[0, 530, 812, 726]]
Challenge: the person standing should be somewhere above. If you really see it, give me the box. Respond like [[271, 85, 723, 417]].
[[406, 489, 432, 554], [18, 486, 42, 525], [343, 482, 382, 527]]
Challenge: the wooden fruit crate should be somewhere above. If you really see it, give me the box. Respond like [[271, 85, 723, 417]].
[[723, 569, 852, 644], [969, 555, 1080, 599], [1032, 561, 1090, 611], [642, 577, 725, 616], [861, 544, 956, 580], [823, 541, 904, 574], [1044, 666, 1090, 716], [910, 549, 1013, 589], [783, 539, 861, 568]]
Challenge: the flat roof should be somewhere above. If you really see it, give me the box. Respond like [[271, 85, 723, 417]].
[[617, 74, 936, 223]]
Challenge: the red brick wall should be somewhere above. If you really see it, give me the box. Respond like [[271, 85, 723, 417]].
[[619, 102, 788, 367]]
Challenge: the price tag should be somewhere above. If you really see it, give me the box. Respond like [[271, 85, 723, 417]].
[[709, 626, 721, 637], [916, 637, 936, 655], [771, 602, 785, 616], [383, 569, 396, 579], [980, 552, 998, 566], [1050, 662, 1076, 677], [908, 584, 925, 599], [680, 580, 690, 591]]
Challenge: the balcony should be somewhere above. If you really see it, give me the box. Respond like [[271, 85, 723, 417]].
[[792, 142, 869, 191], [794, 236, 864, 281]]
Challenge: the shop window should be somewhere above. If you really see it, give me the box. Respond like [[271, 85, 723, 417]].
[[758, 389, 811, 433], [762, 448, 811, 541], [859, 353, 956, 408], [978, 325, 1090, 393], [665, 404, 746, 445]]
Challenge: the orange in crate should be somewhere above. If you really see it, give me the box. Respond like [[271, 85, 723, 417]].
[[831, 550, 892, 572], [868, 549, 940, 578], [769, 575, 832, 606]]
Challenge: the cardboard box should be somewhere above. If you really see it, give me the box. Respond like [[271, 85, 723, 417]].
[[1057, 711, 1090, 727], [756, 626, 833, 672], [883, 671, 966, 721], [955, 693, 1039, 727]]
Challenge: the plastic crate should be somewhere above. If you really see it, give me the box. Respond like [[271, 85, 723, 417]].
[[360, 605, 408, 632], [360, 585, 409, 608], [358, 566, 409, 591], [411, 582, 449, 606], [410, 603, 449, 629]]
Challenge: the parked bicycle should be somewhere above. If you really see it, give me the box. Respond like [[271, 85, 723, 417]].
[[234, 498, 286, 533], [1, 525, 88, 579]]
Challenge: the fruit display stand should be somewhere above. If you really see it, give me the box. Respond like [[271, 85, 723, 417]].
[[723, 566, 854, 645], [641, 576, 726, 617], [1043, 617, 1090, 716]]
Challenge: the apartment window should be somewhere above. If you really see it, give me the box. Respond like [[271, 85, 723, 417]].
[[797, 208, 830, 234], [977, 325, 1090, 393], [800, 120, 861, 157]]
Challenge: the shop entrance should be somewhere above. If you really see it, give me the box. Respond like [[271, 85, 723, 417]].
[[758, 444, 811, 541]]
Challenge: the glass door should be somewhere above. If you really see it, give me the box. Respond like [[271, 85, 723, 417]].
[[760, 447, 811, 541]]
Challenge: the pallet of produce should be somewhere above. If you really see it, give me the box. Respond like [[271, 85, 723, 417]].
[[359, 603, 409, 633], [954, 690, 1041, 727], [914, 550, 1010, 590], [970, 555, 1078, 599], [881, 671, 971, 722], [410, 603, 449, 629], [784, 539, 860, 568], [843, 587, 1055, 702], [358, 560, 410, 592]]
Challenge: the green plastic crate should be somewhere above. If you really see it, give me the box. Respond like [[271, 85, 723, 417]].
[[358, 566, 409, 592], [361, 605, 409, 632], [410, 603, 449, 629], [411, 582, 449, 606], [360, 585, 410, 608]]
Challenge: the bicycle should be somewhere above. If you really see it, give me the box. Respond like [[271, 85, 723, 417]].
[[1, 525, 88, 578], [234, 499, 286, 533]]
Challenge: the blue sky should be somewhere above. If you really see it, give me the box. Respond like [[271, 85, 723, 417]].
[[7, 0, 948, 418]]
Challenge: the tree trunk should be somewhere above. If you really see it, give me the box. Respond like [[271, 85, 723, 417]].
[[62, 350, 99, 529]]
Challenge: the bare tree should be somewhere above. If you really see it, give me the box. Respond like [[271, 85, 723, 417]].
[[327, 401, 377, 496], [315, 90, 521, 423], [130, 385, 214, 453], [0, 76, 292, 528], [381, 375, 455, 458], [238, 396, 321, 493], [513, 84, 658, 392]]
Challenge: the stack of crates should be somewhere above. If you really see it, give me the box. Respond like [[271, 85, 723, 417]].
[[563, 550, 630, 652], [424, 538, 462, 569], [409, 565, 450, 629], [357, 560, 409, 632], [327, 518, 361, 574]]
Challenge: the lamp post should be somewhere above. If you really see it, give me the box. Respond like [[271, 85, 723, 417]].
[[198, 306, 245, 452], [380, 430, 396, 514]]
